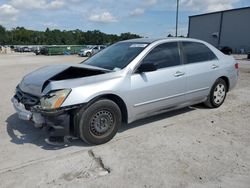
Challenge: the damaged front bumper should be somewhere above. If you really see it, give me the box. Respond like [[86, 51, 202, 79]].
[[11, 96, 80, 138], [11, 97, 44, 127]]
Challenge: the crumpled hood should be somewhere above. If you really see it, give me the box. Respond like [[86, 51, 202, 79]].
[[19, 64, 110, 97]]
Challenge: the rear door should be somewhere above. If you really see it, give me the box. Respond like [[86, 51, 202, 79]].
[[181, 41, 220, 102], [129, 42, 187, 118]]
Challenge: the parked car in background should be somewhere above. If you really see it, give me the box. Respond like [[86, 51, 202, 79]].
[[12, 38, 238, 145], [14, 46, 32, 53], [78, 45, 106, 57], [10, 45, 15, 51], [22, 47, 32, 52], [219, 46, 233, 55], [34, 48, 39, 55], [34, 47, 42, 55], [14, 47, 22, 52], [34, 47, 48, 55]]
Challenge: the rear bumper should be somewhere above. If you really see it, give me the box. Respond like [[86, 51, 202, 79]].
[[228, 70, 238, 91]]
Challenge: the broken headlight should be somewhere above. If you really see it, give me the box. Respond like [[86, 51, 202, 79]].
[[40, 89, 71, 110]]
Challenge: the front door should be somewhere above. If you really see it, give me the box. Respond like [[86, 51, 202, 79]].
[[128, 42, 187, 119]]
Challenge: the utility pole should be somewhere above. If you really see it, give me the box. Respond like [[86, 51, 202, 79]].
[[175, 0, 179, 37]]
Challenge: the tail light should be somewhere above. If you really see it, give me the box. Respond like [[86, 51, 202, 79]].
[[235, 63, 239, 69]]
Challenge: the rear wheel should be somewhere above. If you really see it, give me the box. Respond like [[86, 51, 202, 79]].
[[204, 78, 227, 108], [76, 99, 121, 145]]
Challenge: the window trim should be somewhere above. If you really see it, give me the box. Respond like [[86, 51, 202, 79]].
[[133, 41, 183, 74], [181, 41, 218, 65]]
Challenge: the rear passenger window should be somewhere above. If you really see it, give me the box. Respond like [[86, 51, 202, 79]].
[[182, 42, 217, 64], [142, 42, 181, 69]]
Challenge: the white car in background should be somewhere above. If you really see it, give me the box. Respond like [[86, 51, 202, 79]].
[[78, 45, 106, 57]]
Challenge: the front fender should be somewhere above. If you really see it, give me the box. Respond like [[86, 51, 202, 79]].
[[61, 77, 126, 107]]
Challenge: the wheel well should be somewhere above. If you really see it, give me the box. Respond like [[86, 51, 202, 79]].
[[95, 94, 128, 123], [219, 76, 230, 92]]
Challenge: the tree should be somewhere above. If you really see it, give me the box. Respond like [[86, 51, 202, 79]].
[[0, 25, 7, 45], [120, 32, 141, 40], [0, 26, 141, 45]]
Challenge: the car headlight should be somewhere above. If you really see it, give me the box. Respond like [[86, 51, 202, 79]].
[[40, 89, 71, 110]]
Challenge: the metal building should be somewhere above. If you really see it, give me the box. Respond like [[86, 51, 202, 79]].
[[188, 7, 250, 53]]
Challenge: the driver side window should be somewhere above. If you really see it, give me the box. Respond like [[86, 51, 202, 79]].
[[142, 42, 181, 69]]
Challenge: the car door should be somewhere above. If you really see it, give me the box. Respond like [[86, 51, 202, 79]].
[[92, 46, 99, 54], [128, 42, 187, 119], [181, 41, 220, 102], [100, 46, 105, 51]]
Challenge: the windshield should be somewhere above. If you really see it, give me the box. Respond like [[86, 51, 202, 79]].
[[82, 42, 148, 70]]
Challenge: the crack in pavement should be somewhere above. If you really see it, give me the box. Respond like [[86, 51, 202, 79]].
[[0, 135, 133, 175], [58, 149, 110, 183], [88, 149, 111, 174], [0, 135, 130, 175]]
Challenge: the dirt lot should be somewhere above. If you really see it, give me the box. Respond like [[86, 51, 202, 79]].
[[0, 53, 250, 188]]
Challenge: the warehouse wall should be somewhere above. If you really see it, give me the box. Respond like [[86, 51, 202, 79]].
[[189, 7, 250, 53], [188, 13, 221, 47], [220, 8, 250, 53]]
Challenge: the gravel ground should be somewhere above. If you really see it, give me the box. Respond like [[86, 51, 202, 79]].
[[0, 53, 250, 188]]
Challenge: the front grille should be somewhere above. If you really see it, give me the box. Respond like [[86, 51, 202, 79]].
[[14, 86, 40, 109]]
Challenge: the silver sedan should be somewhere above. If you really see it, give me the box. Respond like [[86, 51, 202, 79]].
[[12, 38, 238, 145]]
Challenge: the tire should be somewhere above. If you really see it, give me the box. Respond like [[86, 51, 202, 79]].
[[204, 78, 227, 108], [76, 99, 122, 145], [86, 52, 92, 57]]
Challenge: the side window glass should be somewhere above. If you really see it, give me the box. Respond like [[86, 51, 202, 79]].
[[142, 42, 181, 69], [93, 47, 98, 50], [182, 42, 217, 64]]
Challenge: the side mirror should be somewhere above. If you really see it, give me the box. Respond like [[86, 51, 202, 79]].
[[137, 63, 157, 73]]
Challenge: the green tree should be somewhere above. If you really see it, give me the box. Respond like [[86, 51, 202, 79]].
[[0, 25, 7, 45], [0, 25, 141, 45]]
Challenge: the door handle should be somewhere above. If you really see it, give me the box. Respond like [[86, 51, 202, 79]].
[[174, 71, 185, 77], [212, 64, 219, 69]]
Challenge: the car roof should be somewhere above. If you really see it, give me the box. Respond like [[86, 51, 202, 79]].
[[120, 38, 161, 43], [120, 37, 206, 44]]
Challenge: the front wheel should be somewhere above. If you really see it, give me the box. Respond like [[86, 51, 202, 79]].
[[86, 52, 92, 57], [204, 78, 227, 108], [76, 99, 122, 145]]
